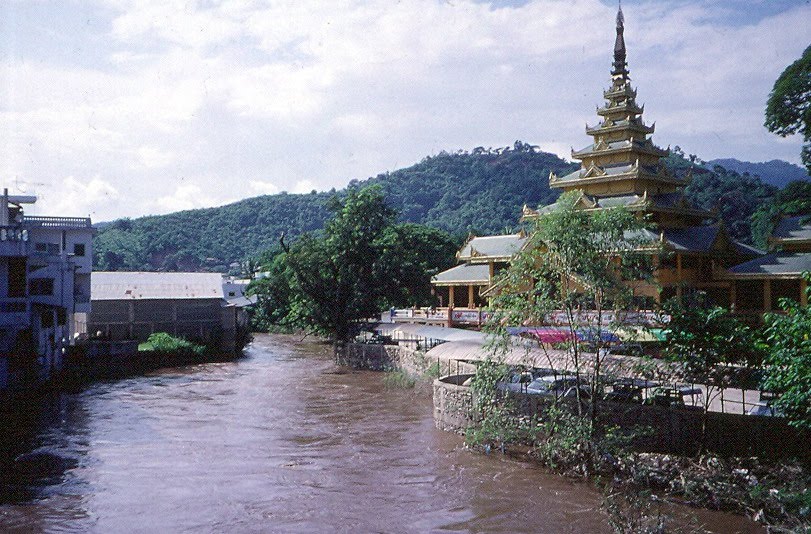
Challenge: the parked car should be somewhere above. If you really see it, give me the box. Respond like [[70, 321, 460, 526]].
[[645, 385, 702, 409], [604, 378, 659, 404], [747, 403, 783, 417], [598, 343, 645, 357], [523, 374, 588, 397]]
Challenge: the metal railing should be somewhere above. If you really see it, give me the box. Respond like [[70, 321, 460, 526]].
[[23, 216, 92, 229]]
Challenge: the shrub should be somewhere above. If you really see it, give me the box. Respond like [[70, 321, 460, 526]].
[[142, 332, 205, 356]]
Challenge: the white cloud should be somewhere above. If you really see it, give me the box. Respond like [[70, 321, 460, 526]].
[[249, 180, 280, 195], [0, 0, 808, 223], [137, 145, 176, 169], [153, 183, 218, 213], [32, 176, 120, 219], [291, 179, 316, 195]]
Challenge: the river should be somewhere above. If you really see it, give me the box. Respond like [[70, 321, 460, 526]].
[[0, 334, 762, 533]]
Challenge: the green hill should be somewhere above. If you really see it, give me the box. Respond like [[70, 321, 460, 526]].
[[93, 142, 783, 273], [93, 142, 576, 273]]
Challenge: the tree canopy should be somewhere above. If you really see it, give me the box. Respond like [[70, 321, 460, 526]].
[[761, 273, 811, 430], [765, 45, 811, 173], [251, 186, 457, 341]]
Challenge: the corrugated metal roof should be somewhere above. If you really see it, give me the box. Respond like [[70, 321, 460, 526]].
[[376, 324, 487, 343], [457, 234, 526, 260], [432, 263, 490, 285], [92, 271, 225, 301]]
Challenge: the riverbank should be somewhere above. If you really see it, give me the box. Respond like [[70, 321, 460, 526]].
[[0, 335, 246, 406], [349, 341, 806, 532]]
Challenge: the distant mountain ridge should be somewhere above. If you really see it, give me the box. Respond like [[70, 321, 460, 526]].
[[706, 158, 809, 188]]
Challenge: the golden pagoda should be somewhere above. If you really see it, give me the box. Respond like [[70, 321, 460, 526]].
[[544, 7, 712, 228], [424, 5, 804, 325], [523, 6, 760, 306]]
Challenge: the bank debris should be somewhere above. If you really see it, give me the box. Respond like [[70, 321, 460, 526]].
[[612, 453, 810, 532]]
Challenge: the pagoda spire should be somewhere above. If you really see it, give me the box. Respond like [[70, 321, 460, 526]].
[[611, 4, 629, 80]]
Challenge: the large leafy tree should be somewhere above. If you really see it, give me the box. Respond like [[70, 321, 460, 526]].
[[765, 45, 811, 173], [761, 273, 811, 430], [271, 185, 456, 342], [490, 191, 658, 427], [281, 186, 395, 342], [377, 223, 457, 308], [663, 297, 762, 453]]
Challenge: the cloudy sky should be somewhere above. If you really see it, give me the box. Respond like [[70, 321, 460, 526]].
[[1, 0, 809, 222]]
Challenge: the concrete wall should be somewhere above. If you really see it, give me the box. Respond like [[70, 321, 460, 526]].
[[88, 298, 223, 343], [343, 342, 477, 376], [432, 376, 811, 461]]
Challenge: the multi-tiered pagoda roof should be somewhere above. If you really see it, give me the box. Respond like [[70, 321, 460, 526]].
[[542, 6, 714, 229]]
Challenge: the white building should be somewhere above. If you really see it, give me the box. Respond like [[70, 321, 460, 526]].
[[0, 189, 93, 390]]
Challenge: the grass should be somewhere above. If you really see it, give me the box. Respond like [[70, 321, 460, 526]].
[[382, 369, 417, 389]]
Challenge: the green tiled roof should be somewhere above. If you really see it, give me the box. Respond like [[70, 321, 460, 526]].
[[772, 216, 811, 241], [457, 233, 526, 260], [727, 252, 811, 276], [432, 263, 491, 285]]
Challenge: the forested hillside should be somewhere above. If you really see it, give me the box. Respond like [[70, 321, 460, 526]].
[[93, 142, 797, 273], [94, 142, 576, 272]]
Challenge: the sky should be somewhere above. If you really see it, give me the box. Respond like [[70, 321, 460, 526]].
[[0, 0, 809, 222]]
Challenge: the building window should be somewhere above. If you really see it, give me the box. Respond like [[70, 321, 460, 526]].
[[29, 278, 54, 296], [34, 242, 60, 255], [73, 243, 86, 257]]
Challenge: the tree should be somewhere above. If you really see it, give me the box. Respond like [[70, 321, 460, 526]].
[[663, 296, 762, 453], [272, 185, 457, 343], [246, 248, 294, 331], [761, 273, 811, 430], [488, 191, 658, 468], [376, 223, 458, 307], [281, 186, 394, 343], [765, 45, 811, 173]]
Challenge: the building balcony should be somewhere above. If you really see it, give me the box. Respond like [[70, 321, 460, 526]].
[[0, 225, 29, 256], [23, 216, 92, 229]]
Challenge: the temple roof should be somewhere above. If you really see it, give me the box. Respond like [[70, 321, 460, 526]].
[[629, 225, 761, 257], [612, 5, 629, 80], [431, 263, 491, 285], [554, 161, 676, 184], [586, 119, 654, 135], [572, 138, 667, 159], [457, 233, 527, 261], [771, 215, 811, 242], [725, 252, 811, 278]]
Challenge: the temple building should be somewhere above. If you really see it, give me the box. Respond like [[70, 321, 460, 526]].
[[430, 6, 804, 321]]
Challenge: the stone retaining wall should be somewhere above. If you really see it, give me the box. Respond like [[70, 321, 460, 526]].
[[432, 375, 811, 461], [343, 343, 476, 377]]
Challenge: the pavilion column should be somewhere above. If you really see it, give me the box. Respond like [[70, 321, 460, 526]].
[[675, 253, 683, 300], [729, 282, 736, 312], [468, 284, 475, 309], [763, 279, 772, 312], [801, 278, 808, 307], [448, 285, 455, 308]]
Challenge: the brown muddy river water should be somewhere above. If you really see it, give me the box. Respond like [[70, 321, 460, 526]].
[[0, 334, 762, 533]]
